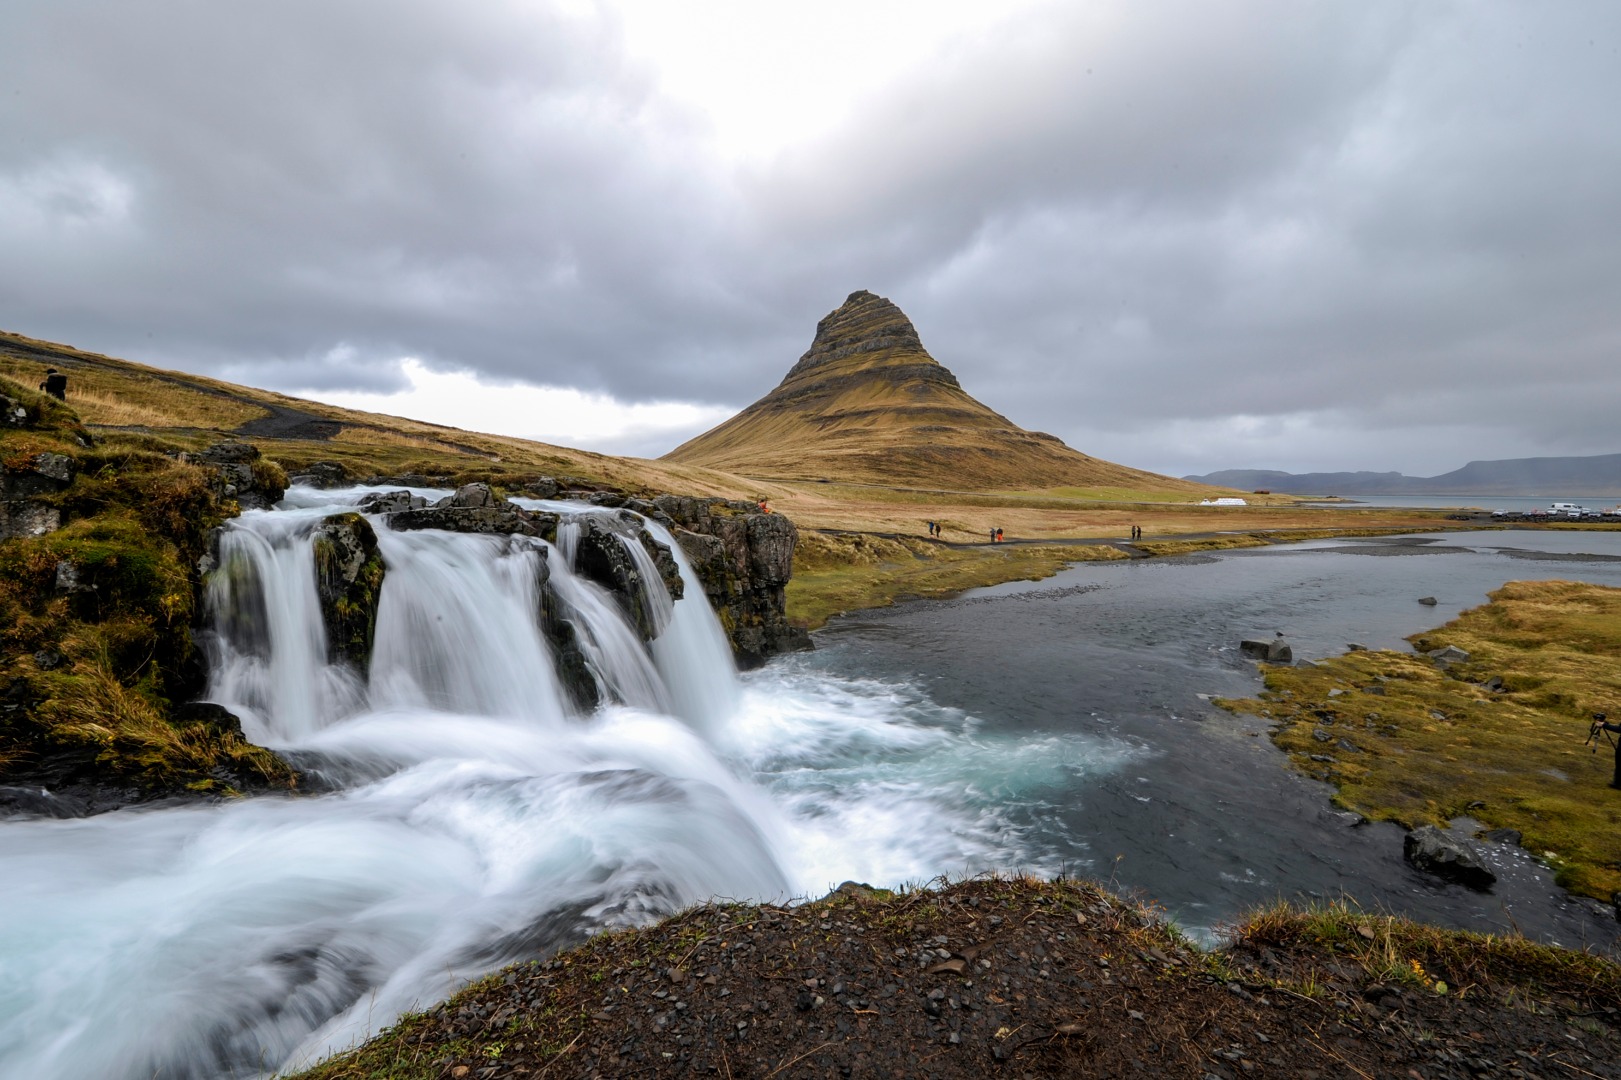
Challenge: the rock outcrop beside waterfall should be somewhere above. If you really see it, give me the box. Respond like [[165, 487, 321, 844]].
[[648, 495, 810, 669]]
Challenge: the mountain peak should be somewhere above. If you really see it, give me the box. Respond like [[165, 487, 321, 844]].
[[784, 289, 929, 382], [664, 291, 1209, 494]]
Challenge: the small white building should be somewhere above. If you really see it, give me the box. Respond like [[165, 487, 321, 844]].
[[1199, 497, 1248, 506]]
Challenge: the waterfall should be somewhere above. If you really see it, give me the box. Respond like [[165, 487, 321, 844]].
[[0, 485, 1073, 1080], [642, 520, 742, 731], [367, 529, 566, 722], [204, 510, 366, 743]]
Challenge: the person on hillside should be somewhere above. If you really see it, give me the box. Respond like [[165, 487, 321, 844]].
[[39, 368, 67, 401], [996, 528, 1004, 543], [756, 497, 772, 514], [1592, 713, 1621, 789]]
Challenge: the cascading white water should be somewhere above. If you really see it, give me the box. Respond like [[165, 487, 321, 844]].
[[205, 511, 366, 742], [544, 562, 673, 713], [367, 529, 566, 722], [642, 520, 742, 730], [0, 485, 1122, 1080]]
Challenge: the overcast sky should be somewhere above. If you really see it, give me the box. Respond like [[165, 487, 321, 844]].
[[3, 1, 1618, 476]]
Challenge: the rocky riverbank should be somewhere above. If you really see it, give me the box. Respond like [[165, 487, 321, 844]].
[[1223, 579, 1621, 911]]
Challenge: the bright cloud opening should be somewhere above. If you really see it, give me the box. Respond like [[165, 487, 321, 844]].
[[297, 358, 733, 459]]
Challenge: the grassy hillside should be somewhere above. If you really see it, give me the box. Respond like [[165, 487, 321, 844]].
[[0, 330, 751, 499], [664, 290, 1225, 495]]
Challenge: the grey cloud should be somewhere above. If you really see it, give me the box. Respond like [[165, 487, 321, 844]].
[[2, 1, 1619, 476]]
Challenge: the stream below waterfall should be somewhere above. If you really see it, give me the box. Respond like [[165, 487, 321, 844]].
[[3, 495, 1620, 1079]]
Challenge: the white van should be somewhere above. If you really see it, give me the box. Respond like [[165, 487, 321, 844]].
[[1548, 503, 1583, 515]]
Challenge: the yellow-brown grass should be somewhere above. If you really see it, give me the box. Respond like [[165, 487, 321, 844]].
[[1222, 580, 1621, 900], [0, 348, 268, 430]]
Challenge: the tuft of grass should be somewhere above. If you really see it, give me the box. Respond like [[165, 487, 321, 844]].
[[1233, 899, 1621, 1008], [1223, 580, 1621, 900]]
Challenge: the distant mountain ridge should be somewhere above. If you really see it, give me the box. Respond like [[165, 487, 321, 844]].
[[1185, 453, 1621, 496], [665, 290, 1218, 494]]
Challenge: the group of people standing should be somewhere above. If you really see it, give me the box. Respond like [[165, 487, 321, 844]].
[[1129, 524, 1143, 540], [923, 521, 1004, 544]]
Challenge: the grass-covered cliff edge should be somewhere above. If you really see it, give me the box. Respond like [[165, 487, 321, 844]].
[[0, 374, 295, 805]]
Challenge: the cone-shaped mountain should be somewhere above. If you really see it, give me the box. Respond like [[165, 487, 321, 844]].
[[665, 290, 1213, 493]]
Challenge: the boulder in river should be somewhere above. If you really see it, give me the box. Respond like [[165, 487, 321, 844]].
[[1240, 634, 1292, 664], [1403, 825, 1496, 890], [287, 461, 350, 488], [436, 482, 501, 509]]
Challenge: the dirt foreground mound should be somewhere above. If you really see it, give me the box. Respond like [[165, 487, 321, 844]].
[[295, 877, 1621, 1079]]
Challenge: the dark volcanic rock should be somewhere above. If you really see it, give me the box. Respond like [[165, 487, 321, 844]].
[[1, 452, 75, 538], [171, 701, 247, 740], [358, 490, 428, 513], [658, 499, 811, 668], [2, 452, 74, 497], [312, 513, 386, 666], [1404, 825, 1496, 890], [540, 586, 599, 713], [287, 460, 350, 488], [1240, 635, 1293, 664], [388, 505, 559, 539], [0, 498, 60, 539], [573, 513, 682, 642], [193, 441, 286, 510], [437, 482, 501, 509]]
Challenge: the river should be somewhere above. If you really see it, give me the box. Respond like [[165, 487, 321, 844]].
[[1, 495, 1619, 1079]]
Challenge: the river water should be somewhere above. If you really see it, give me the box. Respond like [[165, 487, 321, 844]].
[[2, 497, 1619, 1079]]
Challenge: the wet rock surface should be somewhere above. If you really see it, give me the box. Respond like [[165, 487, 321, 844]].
[[385, 480, 564, 538], [312, 512, 386, 667], [572, 511, 682, 642], [1405, 825, 1498, 890]]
